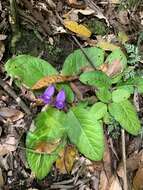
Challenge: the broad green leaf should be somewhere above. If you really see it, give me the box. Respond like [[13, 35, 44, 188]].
[[122, 77, 143, 93], [79, 71, 111, 88], [90, 102, 107, 120], [26, 138, 65, 180], [66, 107, 104, 160], [56, 84, 74, 103], [31, 108, 66, 143], [96, 88, 112, 103], [112, 89, 130, 102], [106, 48, 127, 69], [111, 73, 123, 84], [62, 47, 104, 75], [5, 55, 57, 88], [117, 85, 134, 94], [26, 107, 66, 179], [108, 100, 141, 135]]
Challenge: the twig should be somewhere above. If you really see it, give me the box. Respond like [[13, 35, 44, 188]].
[[54, 10, 96, 70], [121, 129, 128, 190], [0, 78, 31, 115], [71, 36, 96, 70]]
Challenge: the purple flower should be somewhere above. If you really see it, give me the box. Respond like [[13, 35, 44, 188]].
[[55, 90, 66, 109], [39, 85, 55, 104]]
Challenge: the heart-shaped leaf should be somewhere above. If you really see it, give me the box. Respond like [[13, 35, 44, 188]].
[[108, 100, 141, 135], [66, 106, 104, 160], [26, 107, 66, 179], [5, 55, 57, 88], [62, 47, 104, 75]]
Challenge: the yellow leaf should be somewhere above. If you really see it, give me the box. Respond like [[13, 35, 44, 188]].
[[97, 41, 119, 51], [56, 145, 78, 173], [117, 31, 129, 44], [32, 75, 77, 90], [64, 20, 91, 37]]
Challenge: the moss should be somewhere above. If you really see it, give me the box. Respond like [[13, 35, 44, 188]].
[[85, 19, 108, 36]]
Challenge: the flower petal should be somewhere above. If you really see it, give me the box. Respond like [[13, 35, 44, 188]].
[[55, 101, 65, 109], [39, 85, 55, 104], [43, 85, 55, 97], [55, 90, 66, 109], [56, 90, 66, 102]]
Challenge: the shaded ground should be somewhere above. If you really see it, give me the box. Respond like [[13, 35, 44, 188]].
[[0, 0, 143, 189]]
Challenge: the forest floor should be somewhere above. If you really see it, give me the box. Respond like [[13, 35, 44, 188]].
[[0, 0, 143, 189]]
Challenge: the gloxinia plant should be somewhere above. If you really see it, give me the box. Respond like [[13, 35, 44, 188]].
[[5, 47, 143, 180]]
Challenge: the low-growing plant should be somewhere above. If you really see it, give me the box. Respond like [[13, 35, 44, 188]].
[[5, 46, 143, 179]]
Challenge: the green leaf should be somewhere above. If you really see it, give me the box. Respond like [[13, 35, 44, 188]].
[[26, 107, 66, 179], [5, 55, 57, 88], [90, 102, 107, 120], [56, 84, 74, 103], [108, 100, 141, 135], [26, 139, 65, 180], [96, 88, 112, 103], [79, 71, 111, 88], [122, 77, 143, 93], [106, 48, 127, 69], [112, 89, 130, 102], [66, 106, 104, 160], [116, 85, 134, 94], [111, 73, 123, 84], [62, 47, 104, 75]]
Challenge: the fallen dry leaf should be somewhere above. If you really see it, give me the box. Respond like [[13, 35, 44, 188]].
[[66, 0, 86, 9], [32, 75, 78, 90], [97, 41, 119, 51], [0, 107, 24, 122], [109, 0, 120, 4], [56, 145, 78, 174], [0, 41, 5, 61], [63, 7, 95, 22], [64, 20, 92, 38], [0, 34, 6, 61], [0, 136, 18, 156], [35, 140, 61, 154], [117, 151, 143, 183], [118, 10, 129, 25], [133, 167, 143, 190], [99, 137, 112, 190], [99, 60, 123, 77], [109, 175, 122, 190], [0, 34, 7, 41]]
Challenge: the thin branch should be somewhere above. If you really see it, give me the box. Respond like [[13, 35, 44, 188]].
[[54, 10, 96, 70], [121, 129, 128, 190], [0, 78, 31, 115]]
